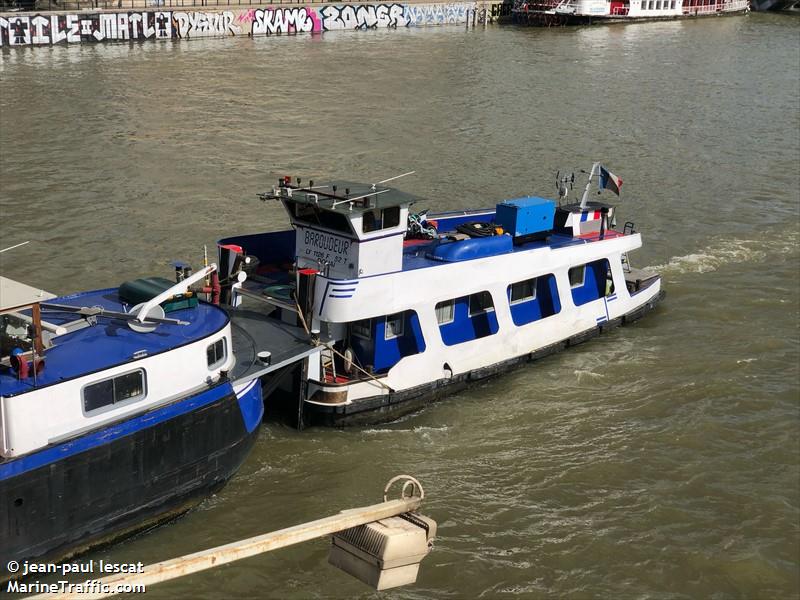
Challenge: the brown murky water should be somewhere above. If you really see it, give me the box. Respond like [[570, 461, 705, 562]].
[[1, 13, 799, 599]]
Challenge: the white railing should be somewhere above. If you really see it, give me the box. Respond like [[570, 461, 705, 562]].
[[682, 0, 749, 12]]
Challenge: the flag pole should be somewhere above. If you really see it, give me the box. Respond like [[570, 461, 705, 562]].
[[580, 162, 599, 210]]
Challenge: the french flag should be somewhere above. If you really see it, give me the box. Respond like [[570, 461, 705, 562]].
[[599, 166, 623, 196]]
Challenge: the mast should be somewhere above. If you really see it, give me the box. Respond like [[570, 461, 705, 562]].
[[579, 162, 599, 209]]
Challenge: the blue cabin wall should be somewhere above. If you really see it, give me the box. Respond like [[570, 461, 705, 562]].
[[350, 311, 426, 374], [508, 274, 561, 326], [373, 312, 426, 373], [439, 296, 499, 346], [571, 259, 610, 306], [218, 230, 296, 265]]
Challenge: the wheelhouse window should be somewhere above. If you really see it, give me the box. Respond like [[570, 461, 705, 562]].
[[351, 318, 372, 339], [508, 279, 537, 305], [384, 313, 405, 340], [362, 206, 402, 233], [468, 291, 495, 316], [83, 370, 146, 414], [568, 265, 586, 288], [435, 300, 455, 325], [289, 201, 354, 235], [207, 338, 227, 369]]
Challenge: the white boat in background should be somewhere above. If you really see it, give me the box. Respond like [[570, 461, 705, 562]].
[[216, 165, 665, 426], [512, 0, 749, 25]]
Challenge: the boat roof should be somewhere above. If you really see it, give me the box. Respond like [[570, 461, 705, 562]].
[[0, 287, 229, 398], [283, 180, 422, 214], [400, 205, 625, 272], [0, 277, 56, 312]]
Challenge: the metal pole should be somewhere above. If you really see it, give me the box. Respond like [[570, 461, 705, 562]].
[[579, 162, 599, 209], [28, 496, 423, 600]]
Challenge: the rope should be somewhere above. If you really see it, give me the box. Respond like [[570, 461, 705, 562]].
[[292, 293, 394, 393]]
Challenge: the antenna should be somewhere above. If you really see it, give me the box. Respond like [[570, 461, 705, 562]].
[[375, 171, 416, 186], [555, 171, 574, 205], [0, 241, 30, 254], [331, 188, 391, 208]]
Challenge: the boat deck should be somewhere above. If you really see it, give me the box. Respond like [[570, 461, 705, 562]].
[[227, 304, 318, 384]]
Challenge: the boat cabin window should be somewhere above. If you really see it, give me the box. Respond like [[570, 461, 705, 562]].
[[289, 201, 354, 235], [438, 292, 499, 346], [568, 265, 586, 288], [468, 291, 495, 316], [507, 274, 561, 327], [509, 279, 537, 305], [362, 206, 402, 233], [570, 259, 614, 307], [207, 338, 227, 369], [435, 300, 455, 325], [351, 318, 372, 339], [385, 313, 405, 340], [83, 369, 146, 414]]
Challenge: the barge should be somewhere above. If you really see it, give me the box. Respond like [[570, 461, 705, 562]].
[[217, 165, 664, 426], [0, 267, 263, 579]]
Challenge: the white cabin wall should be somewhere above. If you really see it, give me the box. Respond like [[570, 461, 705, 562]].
[[2, 325, 233, 457]]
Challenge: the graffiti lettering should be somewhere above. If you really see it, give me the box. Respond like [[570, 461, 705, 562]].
[[319, 4, 408, 30], [173, 11, 239, 38], [405, 3, 471, 25], [251, 7, 321, 35], [0, 12, 173, 45], [0, 3, 477, 46]]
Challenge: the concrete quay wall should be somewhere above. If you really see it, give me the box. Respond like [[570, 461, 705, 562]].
[[0, 0, 510, 47]]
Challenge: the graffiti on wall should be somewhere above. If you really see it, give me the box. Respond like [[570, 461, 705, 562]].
[[0, 3, 475, 46], [0, 12, 173, 45], [319, 4, 408, 30], [405, 3, 471, 25], [173, 12, 240, 38], [0, 11, 242, 44]]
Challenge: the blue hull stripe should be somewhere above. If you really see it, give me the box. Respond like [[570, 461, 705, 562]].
[[236, 379, 263, 434], [0, 382, 236, 482]]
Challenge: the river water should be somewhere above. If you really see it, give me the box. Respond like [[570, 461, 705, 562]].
[[1, 12, 799, 599]]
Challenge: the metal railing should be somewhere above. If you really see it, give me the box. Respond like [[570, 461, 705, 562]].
[[681, 0, 749, 11]]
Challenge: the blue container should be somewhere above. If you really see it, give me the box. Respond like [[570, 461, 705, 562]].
[[495, 197, 556, 237]]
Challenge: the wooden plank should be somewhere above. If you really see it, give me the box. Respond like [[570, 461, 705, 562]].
[[28, 497, 422, 600]]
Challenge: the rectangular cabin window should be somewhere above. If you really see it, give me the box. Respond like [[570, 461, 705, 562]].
[[509, 279, 537, 305], [362, 206, 402, 233], [435, 300, 455, 325], [83, 369, 146, 414], [671, 0, 676, 7], [468, 291, 495, 317], [508, 274, 561, 327], [207, 338, 227, 370], [569, 265, 586, 288], [382, 206, 401, 228], [290, 201, 353, 235], [351, 319, 372, 339], [385, 313, 405, 340]]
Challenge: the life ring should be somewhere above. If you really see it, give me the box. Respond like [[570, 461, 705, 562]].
[[343, 347, 354, 375]]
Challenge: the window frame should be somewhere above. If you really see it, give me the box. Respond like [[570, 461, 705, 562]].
[[508, 278, 537, 305], [435, 300, 455, 325], [384, 313, 405, 340], [468, 291, 495, 317], [207, 337, 227, 370], [82, 368, 147, 415], [351, 318, 372, 339], [568, 265, 586, 289]]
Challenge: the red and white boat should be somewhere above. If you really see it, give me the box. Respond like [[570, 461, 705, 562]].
[[512, 0, 749, 25]]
